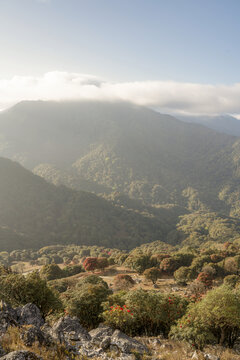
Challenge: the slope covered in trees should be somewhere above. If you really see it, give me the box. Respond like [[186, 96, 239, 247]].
[[0, 100, 240, 215], [1, 101, 240, 250], [0, 157, 174, 251]]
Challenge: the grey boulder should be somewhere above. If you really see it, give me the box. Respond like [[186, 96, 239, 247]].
[[111, 329, 148, 354], [16, 304, 44, 328]]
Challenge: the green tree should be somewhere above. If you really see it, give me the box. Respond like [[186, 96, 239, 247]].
[[40, 264, 64, 281], [143, 267, 161, 284], [170, 286, 240, 348], [174, 266, 189, 286], [64, 283, 111, 328], [0, 271, 62, 316]]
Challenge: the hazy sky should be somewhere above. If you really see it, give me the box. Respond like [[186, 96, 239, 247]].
[[1, 0, 240, 114]]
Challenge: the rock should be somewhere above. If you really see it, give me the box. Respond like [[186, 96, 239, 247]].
[[0, 311, 17, 335], [89, 324, 114, 343], [79, 346, 103, 358], [17, 304, 44, 328], [100, 336, 111, 350], [110, 329, 148, 354], [0, 350, 43, 360], [0, 303, 18, 322], [51, 316, 91, 344], [204, 354, 220, 360], [118, 355, 135, 360], [20, 325, 49, 347]]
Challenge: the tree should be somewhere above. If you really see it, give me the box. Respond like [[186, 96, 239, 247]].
[[76, 274, 109, 289], [64, 283, 111, 329], [113, 274, 135, 290], [83, 257, 99, 272], [174, 266, 189, 286], [170, 286, 240, 348], [224, 275, 240, 288], [96, 257, 109, 271], [143, 267, 161, 284], [196, 271, 213, 288], [125, 254, 154, 274], [40, 264, 64, 281], [0, 271, 63, 316]]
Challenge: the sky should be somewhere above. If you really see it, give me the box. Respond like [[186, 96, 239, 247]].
[[1, 0, 240, 115]]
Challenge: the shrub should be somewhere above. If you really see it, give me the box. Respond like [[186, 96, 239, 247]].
[[102, 305, 135, 334], [174, 266, 190, 286], [82, 257, 98, 272], [124, 254, 154, 274], [196, 272, 213, 288], [224, 275, 240, 288], [143, 267, 161, 284], [170, 285, 240, 349], [103, 289, 188, 337], [113, 274, 135, 290], [64, 283, 111, 329], [0, 271, 63, 316], [76, 274, 108, 289], [62, 264, 85, 277], [40, 264, 64, 281]]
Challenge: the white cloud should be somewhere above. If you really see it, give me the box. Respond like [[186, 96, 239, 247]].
[[1, 71, 240, 116]]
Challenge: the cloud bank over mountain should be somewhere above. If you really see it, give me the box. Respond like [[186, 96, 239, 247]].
[[1, 71, 240, 116]]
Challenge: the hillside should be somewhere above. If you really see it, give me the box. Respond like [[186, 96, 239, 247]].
[[0, 100, 240, 214], [180, 114, 240, 137], [0, 157, 176, 251], [1, 101, 240, 250]]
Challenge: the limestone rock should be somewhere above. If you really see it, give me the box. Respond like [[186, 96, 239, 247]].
[[0, 350, 43, 360], [51, 316, 91, 344], [19, 325, 49, 347], [89, 324, 114, 343], [110, 329, 148, 354], [17, 304, 44, 328]]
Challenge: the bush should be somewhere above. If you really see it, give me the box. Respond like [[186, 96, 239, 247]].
[[124, 254, 154, 274], [40, 264, 64, 281], [143, 267, 161, 284], [64, 283, 111, 329], [76, 274, 109, 289], [103, 289, 188, 337], [174, 266, 190, 286], [170, 285, 240, 348], [196, 272, 213, 288], [62, 264, 85, 277], [0, 271, 63, 316], [102, 305, 134, 334], [224, 275, 240, 288], [113, 274, 135, 290]]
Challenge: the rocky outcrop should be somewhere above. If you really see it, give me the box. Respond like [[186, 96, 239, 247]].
[[50, 315, 91, 344], [0, 303, 148, 359], [111, 329, 148, 354], [0, 351, 43, 360], [19, 325, 49, 347], [89, 323, 115, 343], [16, 304, 44, 328]]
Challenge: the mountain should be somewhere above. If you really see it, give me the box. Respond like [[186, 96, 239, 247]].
[[179, 114, 240, 137], [0, 157, 178, 251], [1, 100, 240, 214], [1, 101, 240, 249]]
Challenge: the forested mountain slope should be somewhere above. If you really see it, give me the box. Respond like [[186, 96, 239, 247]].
[[1, 100, 240, 216], [0, 157, 175, 251]]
